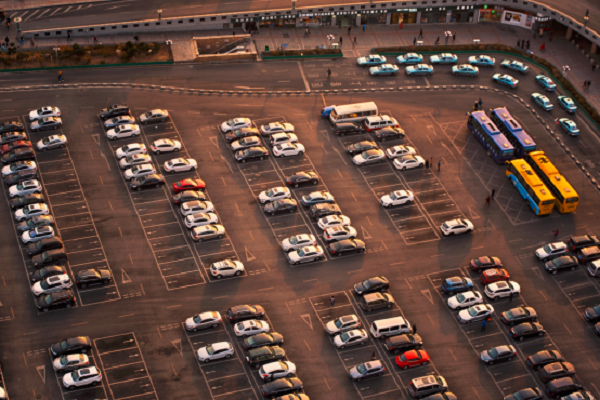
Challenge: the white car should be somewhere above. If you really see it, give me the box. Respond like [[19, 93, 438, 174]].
[[259, 361, 297, 381], [123, 163, 156, 181], [458, 304, 494, 324], [281, 234, 316, 252], [353, 149, 385, 166], [37, 134, 67, 151], [260, 122, 295, 136], [210, 259, 245, 279], [53, 354, 90, 372], [273, 143, 305, 157], [62, 366, 102, 389], [333, 329, 368, 349], [9, 180, 42, 198], [386, 145, 416, 159], [318, 215, 351, 230], [106, 124, 141, 140], [288, 245, 325, 265], [104, 115, 135, 128], [380, 190, 414, 208], [325, 315, 362, 336], [15, 203, 49, 221], [29, 106, 60, 121], [270, 132, 298, 146], [32, 274, 72, 296], [447, 291, 483, 310], [535, 242, 568, 261], [221, 118, 252, 133], [231, 136, 262, 151], [115, 143, 147, 159], [185, 311, 222, 331], [180, 200, 214, 216], [234, 319, 270, 337], [119, 154, 151, 170], [2, 160, 37, 177], [184, 212, 218, 228], [22, 226, 55, 243], [324, 226, 357, 242], [196, 342, 234, 362], [164, 158, 197, 173], [152, 138, 182, 154], [393, 155, 425, 170], [191, 224, 226, 242], [485, 281, 521, 301], [440, 218, 474, 236], [259, 187, 291, 204]]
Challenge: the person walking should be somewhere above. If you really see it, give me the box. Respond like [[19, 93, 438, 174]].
[[526, 40, 530, 50], [58, 71, 64, 82], [434, 36, 440, 45], [30, 37, 35, 47], [582, 81, 587, 90], [348, 26, 351, 35], [94, 35, 98, 44], [425, 160, 429, 169], [353, 37, 357, 45], [486, 196, 491, 206], [5, 20, 9, 30], [413, 37, 416, 46], [453, 33, 456, 42], [554, 229, 559, 238], [508, 291, 514, 303], [438, 160, 442, 171], [479, 98, 483, 110], [362, 24, 366, 33], [430, 157, 433, 166], [330, 295, 335, 307], [304, 28, 309, 37], [491, 188, 496, 200], [587, 81, 592, 90], [371, 351, 377, 360], [412, 324, 417, 334], [134, 35, 139, 43], [593, 64, 597, 72], [67, 31, 71, 42], [4, 36, 8, 46], [418, 28, 423, 38], [517, 39, 521, 49], [540, 43, 545, 52], [481, 319, 487, 332], [400, 22, 403, 29], [327, 68, 331, 79], [339, 36, 342, 46]]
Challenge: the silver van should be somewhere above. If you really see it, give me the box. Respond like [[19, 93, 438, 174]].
[[370, 317, 411, 338]]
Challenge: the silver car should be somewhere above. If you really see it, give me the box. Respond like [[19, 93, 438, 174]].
[[191, 224, 225, 242], [104, 115, 135, 129], [281, 234, 316, 252], [53, 354, 90, 372], [185, 311, 222, 331], [258, 361, 297, 382], [119, 154, 152, 170], [348, 360, 385, 382], [325, 315, 362, 336], [287, 245, 324, 265], [36, 134, 67, 151]]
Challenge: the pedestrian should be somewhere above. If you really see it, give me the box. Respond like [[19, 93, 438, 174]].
[[400, 22, 403, 29], [339, 36, 342, 46], [582, 81, 587, 90], [67, 31, 71, 42], [479, 98, 483, 110], [413, 37, 416, 46], [304, 28, 309, 37], [58, 71, 63, 82], [362, 24, 366, 33], [1, 43, 4, 51], [526, 40, 530, 50], [425, 160, 429, 169], [430, 157, 433, 166], [418, 28, 423, 38], [5, 21, 9, 30], [4, 36, 8, 45], [453, 33, 456, 42], [134, 35, 139, 43], [330, 295, 335, 307], [434, 36, 440, 45], [508, 291, 514, 303], [327, 68, 331, 79], [30, 37, 35, 47], [338, 20, 342, 29], [588, 81, 592, 90], [371, 351, 376, 360], [93, 35, 98, 44], [412, 324, 417, 334], [348, 26, 351, 35], [307, 27, 310, 35], [353, 37, 357, 45], [593, 64, 596, 72], [540, 43, 545, 52], [491, 188, 496, 200], [554, 229, 559, 238], [486, 196, 491, 206], [438, 160, 441, 171], [473, 103, 478, 111], [517, 39, 521, 49], [481, 319, 487, 332]]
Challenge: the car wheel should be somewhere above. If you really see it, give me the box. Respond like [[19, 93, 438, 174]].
[[81, 283, 88, 289], [155, 184, 160, 188], [339, 345, 345, 349], [162, 118, 166, 122], [42, 148, 47, 152], [359, 249, 365, 253], [312, 180, 318, 185], [507, 357, 512, 361], [217, 234, 223, 239], [174, 148, 179, 152], [259, 157, 264, 161], [552, 270, 557, 275], [340, 133, 345, 137], [68, 386, 76, 390], [155, 150, 161, 155], [494, 296, 500, 301], [356, 378, 362, 382], [571, 266, 576, 271], [402, 166, 407, 170], [387, 304, 392, 308], [192, 328, 198, 332], [337, 253, 342, 257], [53, 126, 57, 130], [519, 336, 524, 341], [242, 159, 246, 163], [539, 332, 544, 336], [204, 359, 211, 363], [216, 275, 222, 279], [43, 307, 49, 312], [136, 187, 141, 191], [111, 137, 117, 141]]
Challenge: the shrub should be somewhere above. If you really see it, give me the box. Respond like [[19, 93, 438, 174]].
[[152, 42, 161, 52], [16, 52, 30, 62], [72, 43, 85, 57], [102, 49, 112, 58], [38, 56, 44, 64], [3, 58, 11, 66], [100, 60, 106, 64]]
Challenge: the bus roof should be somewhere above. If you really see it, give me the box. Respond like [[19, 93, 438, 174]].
[[492, 108, 536, 149], [528, 151, 578, 199], [508, 159, 554, 201], [470, 111, 501, 135], [332, 102, 378, 114]]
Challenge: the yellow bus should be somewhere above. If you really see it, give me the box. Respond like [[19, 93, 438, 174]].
[[526, 150, 579, 213], [506, 159, 555, 216]]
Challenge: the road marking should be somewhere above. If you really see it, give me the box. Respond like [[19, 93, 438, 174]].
[[301, 314, 313, 330], [245, 246, 256, 262], [421, 289, 434, 305], [297, 62, 311, 92], [172, 339, 183, 356]]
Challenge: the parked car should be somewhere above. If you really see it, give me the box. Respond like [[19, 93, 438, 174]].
[[246, 346, 285, 368], [535, 242, 568, 261], [447, 291, 483, 310], [544, 255, 578, 275], [537, 362, 576, 383], [75, 269, 112, 289], [243, 332, 284, 350], [260, 377, 303, 398], [374, 127, 405, 141], [348, 360, 386, 381], [480, 345, 517, 365], [384, 334, 423, 354], [11, 193, 44, 210], [227, 305, 265, 322], [30, 117, 62, 132], [51, 337, 92, 356], [129, 174, 166, 191], [0, 120, 24, 133], [500, 307, 538, 325], [184, 311, 222, 331], [286, 171, 319, 188], [258, 361, 297, 382], [139, 109, 169, 124], [485, 281, 521, 301], [196, 342, 234, 363], [36, 290, 76, 312], [441, 277, 473, 295], [325, 315, 362, 336], [99, 104, 130, 119], [2, 148, 35, 164], [509, 322, 546, 341], [328, 238, 365, 256], [37, 135, 67, 151], [526, 350, 564, 370], [396, 350, 430, 370]]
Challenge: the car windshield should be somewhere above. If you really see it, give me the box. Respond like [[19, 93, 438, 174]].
[[456, 294, 466, 303], [60, 355, 69, 366], [288, 236, 300, 245], [340, 332, 350, 342], [42, 137, 50, 144], [193, 315, 201, 324], [40, 280, 53, 290], [361, 152, 370, 160], [362, 279, 374, 289], [110, 118, 119, 123], [551, 258, 562, 267], [145, 111, 152, 117], [297, 249, 307, 257], [334, 318, 345, 329], [353, 143, 363, 150], [206, 345, 215, 355], [468, 308, 479, 317], [543, 245, 554, 253], [488, 348, 498, 358], [114, 127, 122, 133], [356, 364, 368, 374], [72, 370, 80, 381], [390, 192, 400, 200], [505, 310, 514, 319], [226, 119, 236, 126], [247, 337, 256, 346], [36, 108, 44, 114], [265, 189, 275, 197]]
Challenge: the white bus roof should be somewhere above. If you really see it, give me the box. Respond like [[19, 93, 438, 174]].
[[332, 102, 377, 114]]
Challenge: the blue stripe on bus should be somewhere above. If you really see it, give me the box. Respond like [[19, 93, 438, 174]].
[[508, 173, 540, 215]]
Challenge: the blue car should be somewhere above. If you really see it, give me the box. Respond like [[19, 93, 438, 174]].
[[557, 96, 577, 113], [492, 73, 519, 88], [441, 277, 473, 295], [501, 59, 530, 74], [535, 75, 556, 92], [468, 55, 495, 67], [321, 106, 335, 118], [300, 191, 335, 207], [452, 64, 479, 77], [396, 53, 422, 65], [532, 93, 553, 111], [369, 64, 399, 76], [405, 64, 434, 76], [357, 55, 386, 67], [559, 118, 579, 136]]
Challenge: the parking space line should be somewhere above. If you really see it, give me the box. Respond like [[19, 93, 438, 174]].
[[144, 221, 180, 228], [69, 259, 107, 268], [58, 223, 93, 230], [103, 361, 144, 370], [41, 168, 74, 174], [158, 257, 195, 265], [149, 233, 184, 240], [153, 245, 189, 253], [137, 210, 171, 216], [213, 388, 255, 398], [207, 372, 247, 382], [162, 270, 199, 278], [62, 235, 97, 242], [66, 247, 102, 255]]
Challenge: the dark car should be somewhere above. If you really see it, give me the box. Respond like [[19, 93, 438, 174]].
[[1, 140, 31, 155], [10, 193, 44, 210], [17, 214, 54, 232], [31, 117, 62, 132], [32, 249, 68, 268], [243, 333, 284, 350], [310, 203, 341, 221], [354, 276, 390, 295], [50, 336, 92, 356], [99, 104, 130, 119], [328, 239, 366, 257], [286, 171, 319, 188], [510, 322, 545, 341], [2, 148, 35, 164], [172, 189, 208, 205], [374, 127, 405, 141], [577, 246, 600, 264], [347, 141, 378, 156], [0, 131, 27, 145], [227, 304, 265, 322], [246, 346, 286, 368], [546, 377, 584, 398], [526, 350, 564, 370], [130, 174, 166, 191], [538, 362, 576, 383], [584, 304, 600, 322], [264, 199, 297, 216], [300, 191, 335, 207], [480, 345, 517, 365], [4, 169, 37, 185], [0, 121, 24, 133], [441, 277, 473, 294], [36, 290, 75, 312], [335, 122, 366, 136], [470, 256, 503, 272], [76, 268, 112, 288], [544, 255, 578, 275], [31, 265, 66, 283], [225, 127, 261, 143], [235, 146, 269, 163], [26, 237, 63, 256], [384, 334, 423, 354], [420, 393, 458, 400], [504, 388, 542, 400], [567, 235, 600, 251], [260, 377, 303, 398], [500, 307, 538, 325]]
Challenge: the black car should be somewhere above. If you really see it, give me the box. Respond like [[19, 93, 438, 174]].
[[17, 214, 54, 232], [546, 377, 584, 398], [260, 377, 303, 398], [480, 345, 517, 365], [470, 256, 503, 272], [172, 190, 207, 205], [538, 362, 576, 383], [235, 146, 269, 163], [510, 322, 545, 341], [0, 121, 24, 133], [310, 203, 341, 221], [504, 388, 543, 400], [328, 239, 366, 257], [26, 236, 63, 256], [99, 104, 130, 119], [286, 171, 319, 188], [4, 169, 37, 186], [263, 199, 297, 216], [577, 246, 600, 264], [544, 255, 578, 275], [347, 141, 378, 156], [246, 346, 286, 368], [567, 235, 600, 251], [129, 174, 166, 191], [384, 334, 423, 354], [31, 265, 66, 283], [76, 268, 112, 288], [500, 307, 538, 325], [584, 304, 600, 322], [243, 332, 284, 350], [334, 122, 366, 136], [225, 127, 260, 143], [2, 148, 35, 164], [227, 305, 265, 322], [36, 290, 75, 312], [421, 394, 458, 400], [10, 193, 44, 210], [526, 350, 564, 370], [32, 249, 68, 268], [50, 336, 92, 356], [0, 131, 27, 145], [354, 276, 390, 295], [374, 127, 405, 141]]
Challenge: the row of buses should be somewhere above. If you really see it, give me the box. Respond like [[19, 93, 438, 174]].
[[467, 107, 578, 215]]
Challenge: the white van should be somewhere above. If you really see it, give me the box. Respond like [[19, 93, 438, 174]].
[[370, 316, 411, 338], [364, 115, 399, 131]]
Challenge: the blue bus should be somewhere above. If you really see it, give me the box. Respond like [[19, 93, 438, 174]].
[[467, 111, 514, 164], [490, 107, 536, 157]]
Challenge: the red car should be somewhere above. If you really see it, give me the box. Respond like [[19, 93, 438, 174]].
[[173, 178, 206, 193], [480, 268, 510, 285], [395, 349, 430, 370], [1, 140, 31, 155]]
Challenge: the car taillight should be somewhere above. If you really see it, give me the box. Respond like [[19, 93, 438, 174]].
[[212, 270, 217, 275], [331, 250, 336, 254], [262, 374, 269, 377], [513, 352, 517, 356]]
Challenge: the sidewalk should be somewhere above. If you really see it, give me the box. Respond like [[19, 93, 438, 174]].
[[0, 0, 107, 10]]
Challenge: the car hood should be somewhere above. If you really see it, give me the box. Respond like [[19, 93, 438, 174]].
[[535, 247, 549, 257], [51, 342, 64, 355], [197, 347, 210, 359], [354, 282, 366, 293], [325, 321, 340, 333], [480, 351, 492, 360], [62, 373, 76, 385], [587, 307, 599, 318], [264, 203, 277, 212], [447, 297, 460, 308], [348, 366, 362, 378], [381, 195, 392, 204]]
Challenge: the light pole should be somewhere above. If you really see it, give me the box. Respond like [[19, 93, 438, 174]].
[[52, 47, 60, 67], [584, 15, 589, 28], [158, 9, 163, 21], [14, 16, 21, 33], [291, 0, 296, 11]]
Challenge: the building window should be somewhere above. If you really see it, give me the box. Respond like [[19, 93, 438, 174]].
[[189, 19, 194, 22], [200, 18, 205, 21], [211, 17, 216, 21]]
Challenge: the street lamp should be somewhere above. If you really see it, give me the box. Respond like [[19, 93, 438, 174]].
[[14, 16, 21, 33], [291, 0, 296, 11], [158, 9, 163, 21], [52, 47, 60, 67], [584, 15, 589, 28]]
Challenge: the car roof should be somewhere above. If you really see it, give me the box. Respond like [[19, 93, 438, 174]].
[[67, 336, 90, 345], [364, 293, 384, 301], [211, 342, 231, 351]]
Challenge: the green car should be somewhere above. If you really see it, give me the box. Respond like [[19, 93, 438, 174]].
[[531, 93, 553, 111], [558, 118, 579, 136], [557, 96, 577, 113], [452, 64, 479, 77]]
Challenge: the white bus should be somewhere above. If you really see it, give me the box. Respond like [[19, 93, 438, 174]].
[[328, 102, 378, 124]]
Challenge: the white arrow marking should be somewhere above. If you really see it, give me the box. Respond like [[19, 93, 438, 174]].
[[301, 314, 313, 330], [91, 134, 100, 146], [245, 246, 256, 262], [468, 206, 480, 219], [361, 226, 372, 240], [122, 269, 132, 284], [209, 137, 219, 148], [36, 365, 46, 384], [172, 339, 183, 356], [420, 289, 434, 305]]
